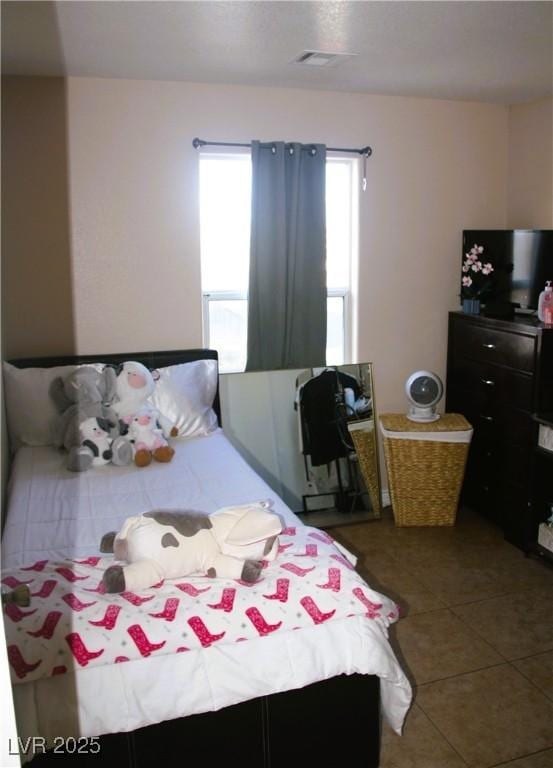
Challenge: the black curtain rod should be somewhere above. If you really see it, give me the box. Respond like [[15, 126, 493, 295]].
[[192, 137, 372, 157]]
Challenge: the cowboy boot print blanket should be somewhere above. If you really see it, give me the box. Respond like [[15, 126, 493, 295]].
[[3, 526, 400, 684]]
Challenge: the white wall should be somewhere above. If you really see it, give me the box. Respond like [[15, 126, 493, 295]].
[[62, 77, 508, 416], [507, 96, 553, 228], [2, 74, 509, 412], [2, 77, 75, 360]]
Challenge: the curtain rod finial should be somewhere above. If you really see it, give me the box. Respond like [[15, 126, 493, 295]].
[[192, 137, 206, 149]]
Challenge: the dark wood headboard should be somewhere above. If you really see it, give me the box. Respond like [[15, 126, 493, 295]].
[[7, 348, 221, 423]]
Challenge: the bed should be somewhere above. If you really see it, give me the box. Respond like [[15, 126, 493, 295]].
[[1, 349, 411, 767]]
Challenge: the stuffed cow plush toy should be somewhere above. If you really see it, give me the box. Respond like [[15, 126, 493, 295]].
[[124, 407, 173, 465], [100, 502, 282, 592], [79, 417, 113, 466], [50, 366, 133, 472], [113, 361, 178, 467]]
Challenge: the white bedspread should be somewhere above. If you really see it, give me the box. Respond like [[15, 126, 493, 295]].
[[2, 430, 302, 569], [2, 431, 411, 742]]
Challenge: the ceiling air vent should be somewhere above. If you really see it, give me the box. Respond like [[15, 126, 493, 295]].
[[292, 50, 357, 67]]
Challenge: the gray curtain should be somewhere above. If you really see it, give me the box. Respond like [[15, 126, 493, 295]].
[[246, 141, 327, 371]]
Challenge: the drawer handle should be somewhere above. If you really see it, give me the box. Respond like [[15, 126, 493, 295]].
[[481, 378, 495, 386], [482, 343, 496, 350], [480, 414, 494, 422]]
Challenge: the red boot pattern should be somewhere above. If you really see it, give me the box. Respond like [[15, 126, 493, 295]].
[[3, 526, 401, 684], [207, 588, 236, 613], [316, 567, 341, 592], [149, 598, 180, 621], [89, 604, 122, 630], [21, 560, 49, 572], [65, 633, 104, 666], [8, 645, 42, 679], [263, 578, 289, 602], [188, 616, 226, 647], [246, 606, 282, 636], [27, 611, 62, 639], [31, 580, 57, 599], [127, 624, 166, 656]]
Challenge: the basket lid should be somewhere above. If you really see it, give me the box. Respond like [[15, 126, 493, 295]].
[[380, 413, 472, 432]]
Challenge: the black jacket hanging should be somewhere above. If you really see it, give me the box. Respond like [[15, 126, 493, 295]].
[[299, 370, 360, 466]]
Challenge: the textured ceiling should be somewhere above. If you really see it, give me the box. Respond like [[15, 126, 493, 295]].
[[2, 1, 552, 103]]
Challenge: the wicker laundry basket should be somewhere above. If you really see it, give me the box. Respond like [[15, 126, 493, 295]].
[[379, 413, 473, 527], [349, 420, 381, 516]]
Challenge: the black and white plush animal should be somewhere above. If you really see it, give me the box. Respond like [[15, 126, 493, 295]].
[[79, 417, 113, 467], [100, 502, 282, 592], [50, 366, 133, 472], [112, 361, 177, 467]]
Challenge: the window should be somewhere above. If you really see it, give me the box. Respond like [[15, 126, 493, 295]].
[[199, 152, 357, 373], [200, 153, 251, 373], [325, 157, 357, 368]]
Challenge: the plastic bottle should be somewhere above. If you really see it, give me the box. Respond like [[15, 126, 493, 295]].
[[538, 280, 553, 323], [544, 292, 553, 327]]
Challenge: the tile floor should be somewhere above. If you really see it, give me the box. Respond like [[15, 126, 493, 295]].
[[332, 507, 553, 768]]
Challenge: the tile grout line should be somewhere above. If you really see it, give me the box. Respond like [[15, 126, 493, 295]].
[[340, 514, 553, 767], [508, 658, 553, 702], [393, 567, 551, 609], [408, 597, 553, 765], [414, 665, 553, 768], [414, 659, 510, 689], [442, 584, 550, 609], [386, 701, 471, 768], [358, 558, 546, 611], [449, 596, 553, 666], [399, 604, 513, 672], [410, 701, 471, 767], [400, 576, 552, 765], [487, 745, 553, 767], [447, 608, 513, 665]]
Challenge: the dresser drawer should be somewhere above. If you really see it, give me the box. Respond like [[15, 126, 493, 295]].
[[448, 358, 534, 410], [452, 322, 536, 372], [468, 433, 501, 471], [449, 395, 533, 447], [504, 444, 532, 487], [500, 484, 534, 550], [462, 470, 500, 523]]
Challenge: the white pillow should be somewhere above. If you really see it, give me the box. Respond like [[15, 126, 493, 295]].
[[150, 359, 218, 438], [2, 362, 77, 451]]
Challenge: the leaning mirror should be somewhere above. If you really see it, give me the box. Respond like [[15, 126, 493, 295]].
[[219, 364, 381, 528]]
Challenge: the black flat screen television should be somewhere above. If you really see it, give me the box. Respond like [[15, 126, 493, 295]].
[[462, 229, 553, 312]]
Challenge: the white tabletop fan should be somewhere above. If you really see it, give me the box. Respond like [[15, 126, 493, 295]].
[[405, 371, 443, 423]]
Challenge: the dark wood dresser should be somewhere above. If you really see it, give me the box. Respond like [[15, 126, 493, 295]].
[[446, 311, 553, 549]]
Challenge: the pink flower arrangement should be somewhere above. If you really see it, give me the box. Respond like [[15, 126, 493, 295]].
[[461, 244, 494, 300]]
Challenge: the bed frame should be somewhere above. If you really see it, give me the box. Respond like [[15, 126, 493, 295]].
[[7, 348, 222, 423], [6, 349, 381, 768]]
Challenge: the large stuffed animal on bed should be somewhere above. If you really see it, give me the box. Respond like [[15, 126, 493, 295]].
[[50, 366, 133, 472], [112, 361, 178, 467], [100, 502, 282, 592]]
